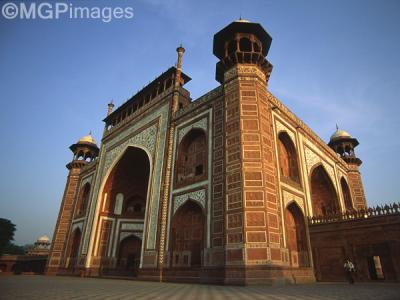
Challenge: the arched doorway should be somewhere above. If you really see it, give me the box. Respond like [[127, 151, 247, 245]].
[[99, 147, 150, 272], [340, 178, 353, 211], [310, 165, 339, 216], [117, 235, 142, 275], [170, 201, 205, 267], [66, 228, 81, 269], [285, 203, 308, 267]]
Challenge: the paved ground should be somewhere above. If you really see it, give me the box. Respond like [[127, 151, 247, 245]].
[[0, 275, 399, 300]]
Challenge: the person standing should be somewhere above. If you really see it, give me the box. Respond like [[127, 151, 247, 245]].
[[344, 259, 356, 284]]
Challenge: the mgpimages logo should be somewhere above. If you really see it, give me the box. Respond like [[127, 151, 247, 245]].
[[1, 2, 134, 22]]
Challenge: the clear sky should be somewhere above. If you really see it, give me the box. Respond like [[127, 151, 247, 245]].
[[0, 0, 399, 245]]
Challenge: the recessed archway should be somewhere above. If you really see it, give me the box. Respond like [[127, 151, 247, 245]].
[[170, 200, 205, 267], [66, 227, 82, 269], [278, 132, 300, 185], [98, 146, 151, 271], [76, 183, 91, 217], [310, 165, 339, 216], [175, 129, 207, 187], [341, 177, 353, 211], [285, 202, 309, 267]]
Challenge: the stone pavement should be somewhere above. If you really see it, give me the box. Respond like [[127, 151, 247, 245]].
[[0, 275, 399, 300]]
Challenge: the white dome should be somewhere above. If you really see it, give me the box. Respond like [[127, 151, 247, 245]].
[[236, 17, 250, 23], [330, 129, 352, 142], [37, 235, 50, 242], [77, 133, 97, 145]]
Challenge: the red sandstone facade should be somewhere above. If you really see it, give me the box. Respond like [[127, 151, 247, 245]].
[[46, 20, 399, 284]]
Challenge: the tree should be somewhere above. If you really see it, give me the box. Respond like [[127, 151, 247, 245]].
[[0, 218, 16, 256]]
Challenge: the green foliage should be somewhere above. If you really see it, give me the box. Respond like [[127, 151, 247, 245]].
[[0, 218, 16, 256], [2, 242, 25, 255]]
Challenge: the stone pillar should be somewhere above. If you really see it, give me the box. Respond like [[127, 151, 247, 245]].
[[46, 161, 84, 275], [223, 65, 285, 284], [347, 164, 367, 209]]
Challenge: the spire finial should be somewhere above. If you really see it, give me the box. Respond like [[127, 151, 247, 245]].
[[107, 100, 115, 116], [336, 124, 339, 130], [175, 44, 185, 83], [89, 130, 92, 136]]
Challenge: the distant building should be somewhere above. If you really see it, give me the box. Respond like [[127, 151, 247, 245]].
[[0, 236, 49, 274], [46, 19, 400, 284], [27, 235, 51, 256]]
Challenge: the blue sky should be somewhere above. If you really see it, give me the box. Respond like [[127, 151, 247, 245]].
[[0, 0, 399, 245]]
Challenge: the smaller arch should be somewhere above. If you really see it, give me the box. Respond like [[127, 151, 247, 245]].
[[66, 227, 82, 269], [175, 129, 207, 187], [310, 164, 340, 216], [239, 37, 252, 52], [117, 235, 142, 274], [75, 183, 91, 217], [227, 39, 237, 55], [278, 131, 300, 185], [170, 200, 205, 267], [340, 177, 353, 211], [285, 202, 309, 267], [253, 42, 261, 53]]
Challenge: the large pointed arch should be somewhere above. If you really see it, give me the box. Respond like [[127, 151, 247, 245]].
[[310, 164, 340, 216], [94, 146, 151, 273]]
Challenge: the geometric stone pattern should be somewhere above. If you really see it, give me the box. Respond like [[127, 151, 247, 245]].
[[46, 166, 82, 272], [304, 145, 338, 190], [177, 117, 208, 144], [275, 120, 296, 146], [82, 103, 169, 255], [282, 190, 304, 212], [173, 189, 206, 215], [2, 276, 400, 300]]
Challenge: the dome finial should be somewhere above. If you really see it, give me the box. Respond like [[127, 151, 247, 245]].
[[336, 123, 339, 130]]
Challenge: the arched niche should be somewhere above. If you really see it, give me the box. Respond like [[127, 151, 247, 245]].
[[170, 200, 205, 267], [340, 177, 353, 211], [175, 129, 207, 187], [278, 132, 300, 185], [285, 202, 309, 267], [117, 235, 142, 275], [310, 165, 340, 216], [75, 183, 91, 217], [66, 227, 82, 269]]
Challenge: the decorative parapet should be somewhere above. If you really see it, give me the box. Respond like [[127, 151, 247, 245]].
[[173, 86, 223, 119], [308, 203, 400, 225]]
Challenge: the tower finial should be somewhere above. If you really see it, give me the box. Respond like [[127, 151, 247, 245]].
[[175, 44, 185, 87], [89, 130, 92, 136], [336, 123, 339, 130], [107, 100, 115, 116]]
